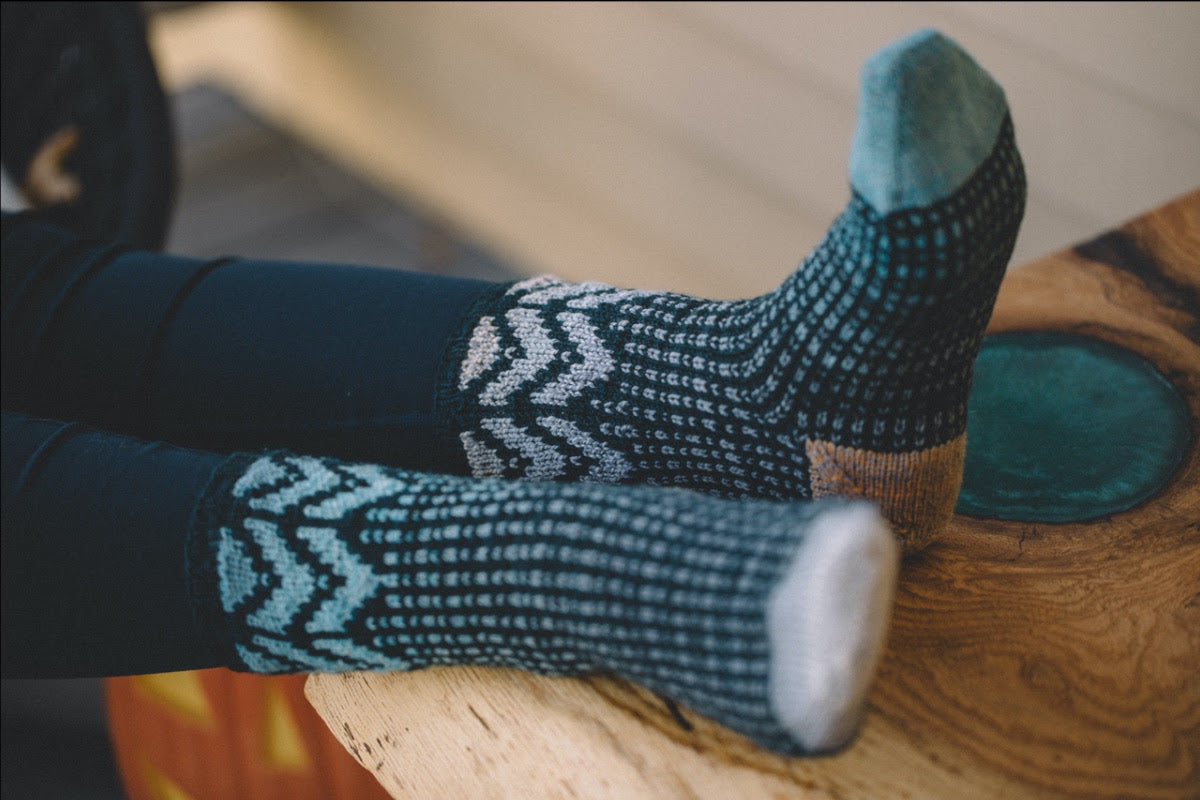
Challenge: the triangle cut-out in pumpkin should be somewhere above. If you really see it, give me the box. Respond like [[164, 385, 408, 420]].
[[130, 671, 214, 728], [141, 758, 198, 800], [262, 681, 312, 771]]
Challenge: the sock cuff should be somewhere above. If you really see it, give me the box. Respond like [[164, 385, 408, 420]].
[[432, 279, 520, 466], [186, 451, 267, 671]]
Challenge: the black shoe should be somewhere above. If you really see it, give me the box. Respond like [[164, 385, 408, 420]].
[[1, 1, 175, 250]]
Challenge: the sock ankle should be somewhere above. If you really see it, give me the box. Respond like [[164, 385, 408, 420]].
[[190, 451, 898, 755], [435, 30, 1025, 550]]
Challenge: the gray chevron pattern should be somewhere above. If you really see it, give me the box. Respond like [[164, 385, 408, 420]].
[[456, 286, 636, 484]]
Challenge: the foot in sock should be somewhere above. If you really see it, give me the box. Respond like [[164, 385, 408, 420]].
[[435, 30, 1026, 551], [192, 451, 899, 755]]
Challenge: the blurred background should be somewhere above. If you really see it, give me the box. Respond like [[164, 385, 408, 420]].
[[2, 2, 1198, 797], [145, 1, 1200, 297]]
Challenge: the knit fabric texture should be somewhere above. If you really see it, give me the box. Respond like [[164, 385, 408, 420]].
[[435, 118, 1024, 540], [189, 450, 863, 754]]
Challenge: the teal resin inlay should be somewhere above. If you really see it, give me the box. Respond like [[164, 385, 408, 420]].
[[957, 332, 1191, 522]]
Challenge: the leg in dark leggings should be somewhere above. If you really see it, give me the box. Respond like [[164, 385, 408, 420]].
[[1, 409, 897, 755], [4, 31, 1026, 553], [1, 210, 501, 471], [2, 410, 225, 676]]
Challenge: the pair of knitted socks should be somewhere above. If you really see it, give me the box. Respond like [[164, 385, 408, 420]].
[[192, 29, 1024, 756]]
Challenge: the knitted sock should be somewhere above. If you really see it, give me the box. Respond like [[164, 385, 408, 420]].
[[190, 451, 898, 755], [435, 30, 1025, 551]]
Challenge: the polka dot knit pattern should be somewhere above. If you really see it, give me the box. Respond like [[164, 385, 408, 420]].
[[189, 450, 893, 754], [436, 114, 1024, 550]]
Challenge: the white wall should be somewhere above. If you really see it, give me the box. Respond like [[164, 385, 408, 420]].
[[150, 2, 1200, 297]]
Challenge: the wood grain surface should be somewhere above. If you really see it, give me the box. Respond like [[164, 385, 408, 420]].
[[307, 190, 1200, 799]]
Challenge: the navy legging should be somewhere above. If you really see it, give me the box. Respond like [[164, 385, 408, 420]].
[[1, 210, 500, 676]]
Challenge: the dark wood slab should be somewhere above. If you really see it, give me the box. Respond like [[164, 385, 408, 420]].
[[307, 190, 1200, 799]]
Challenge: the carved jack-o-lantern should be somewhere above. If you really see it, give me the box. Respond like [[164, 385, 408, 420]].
[[106, 670, 392, 800]]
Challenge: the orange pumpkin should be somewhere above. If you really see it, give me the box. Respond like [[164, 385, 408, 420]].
[[105, 670, 393, 800]]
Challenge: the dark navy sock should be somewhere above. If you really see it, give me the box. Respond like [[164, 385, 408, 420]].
[[190, 451, 897, 755], [435, 31, 1026, 551]]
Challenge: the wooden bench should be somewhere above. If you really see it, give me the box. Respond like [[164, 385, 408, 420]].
[[306, 190, 1200, 799]]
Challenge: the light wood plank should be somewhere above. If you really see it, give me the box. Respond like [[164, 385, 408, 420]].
[[435, 1, 1110, 269], [943, 1, 1200, 127], [445, 1, 854, 226], [149, 2, 1200, 297], [295, 2, 828, 297], [670, 2, 1200, 240]]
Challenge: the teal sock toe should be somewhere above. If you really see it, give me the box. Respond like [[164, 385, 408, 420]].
[[849, 28, 1008, 214]]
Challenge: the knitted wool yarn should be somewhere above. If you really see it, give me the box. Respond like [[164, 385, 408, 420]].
[[436, 30, 1025, 550], [191, 451, 898, 755]]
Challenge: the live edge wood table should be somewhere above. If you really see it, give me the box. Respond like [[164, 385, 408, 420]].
[[306, 191, 1200, 800]]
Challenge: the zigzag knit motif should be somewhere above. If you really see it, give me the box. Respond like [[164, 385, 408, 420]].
[[188, 450, 888, 753], [436, 117, 1025, 528]]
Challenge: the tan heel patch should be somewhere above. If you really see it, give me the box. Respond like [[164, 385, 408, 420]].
[[805, 435, 966, 552]]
